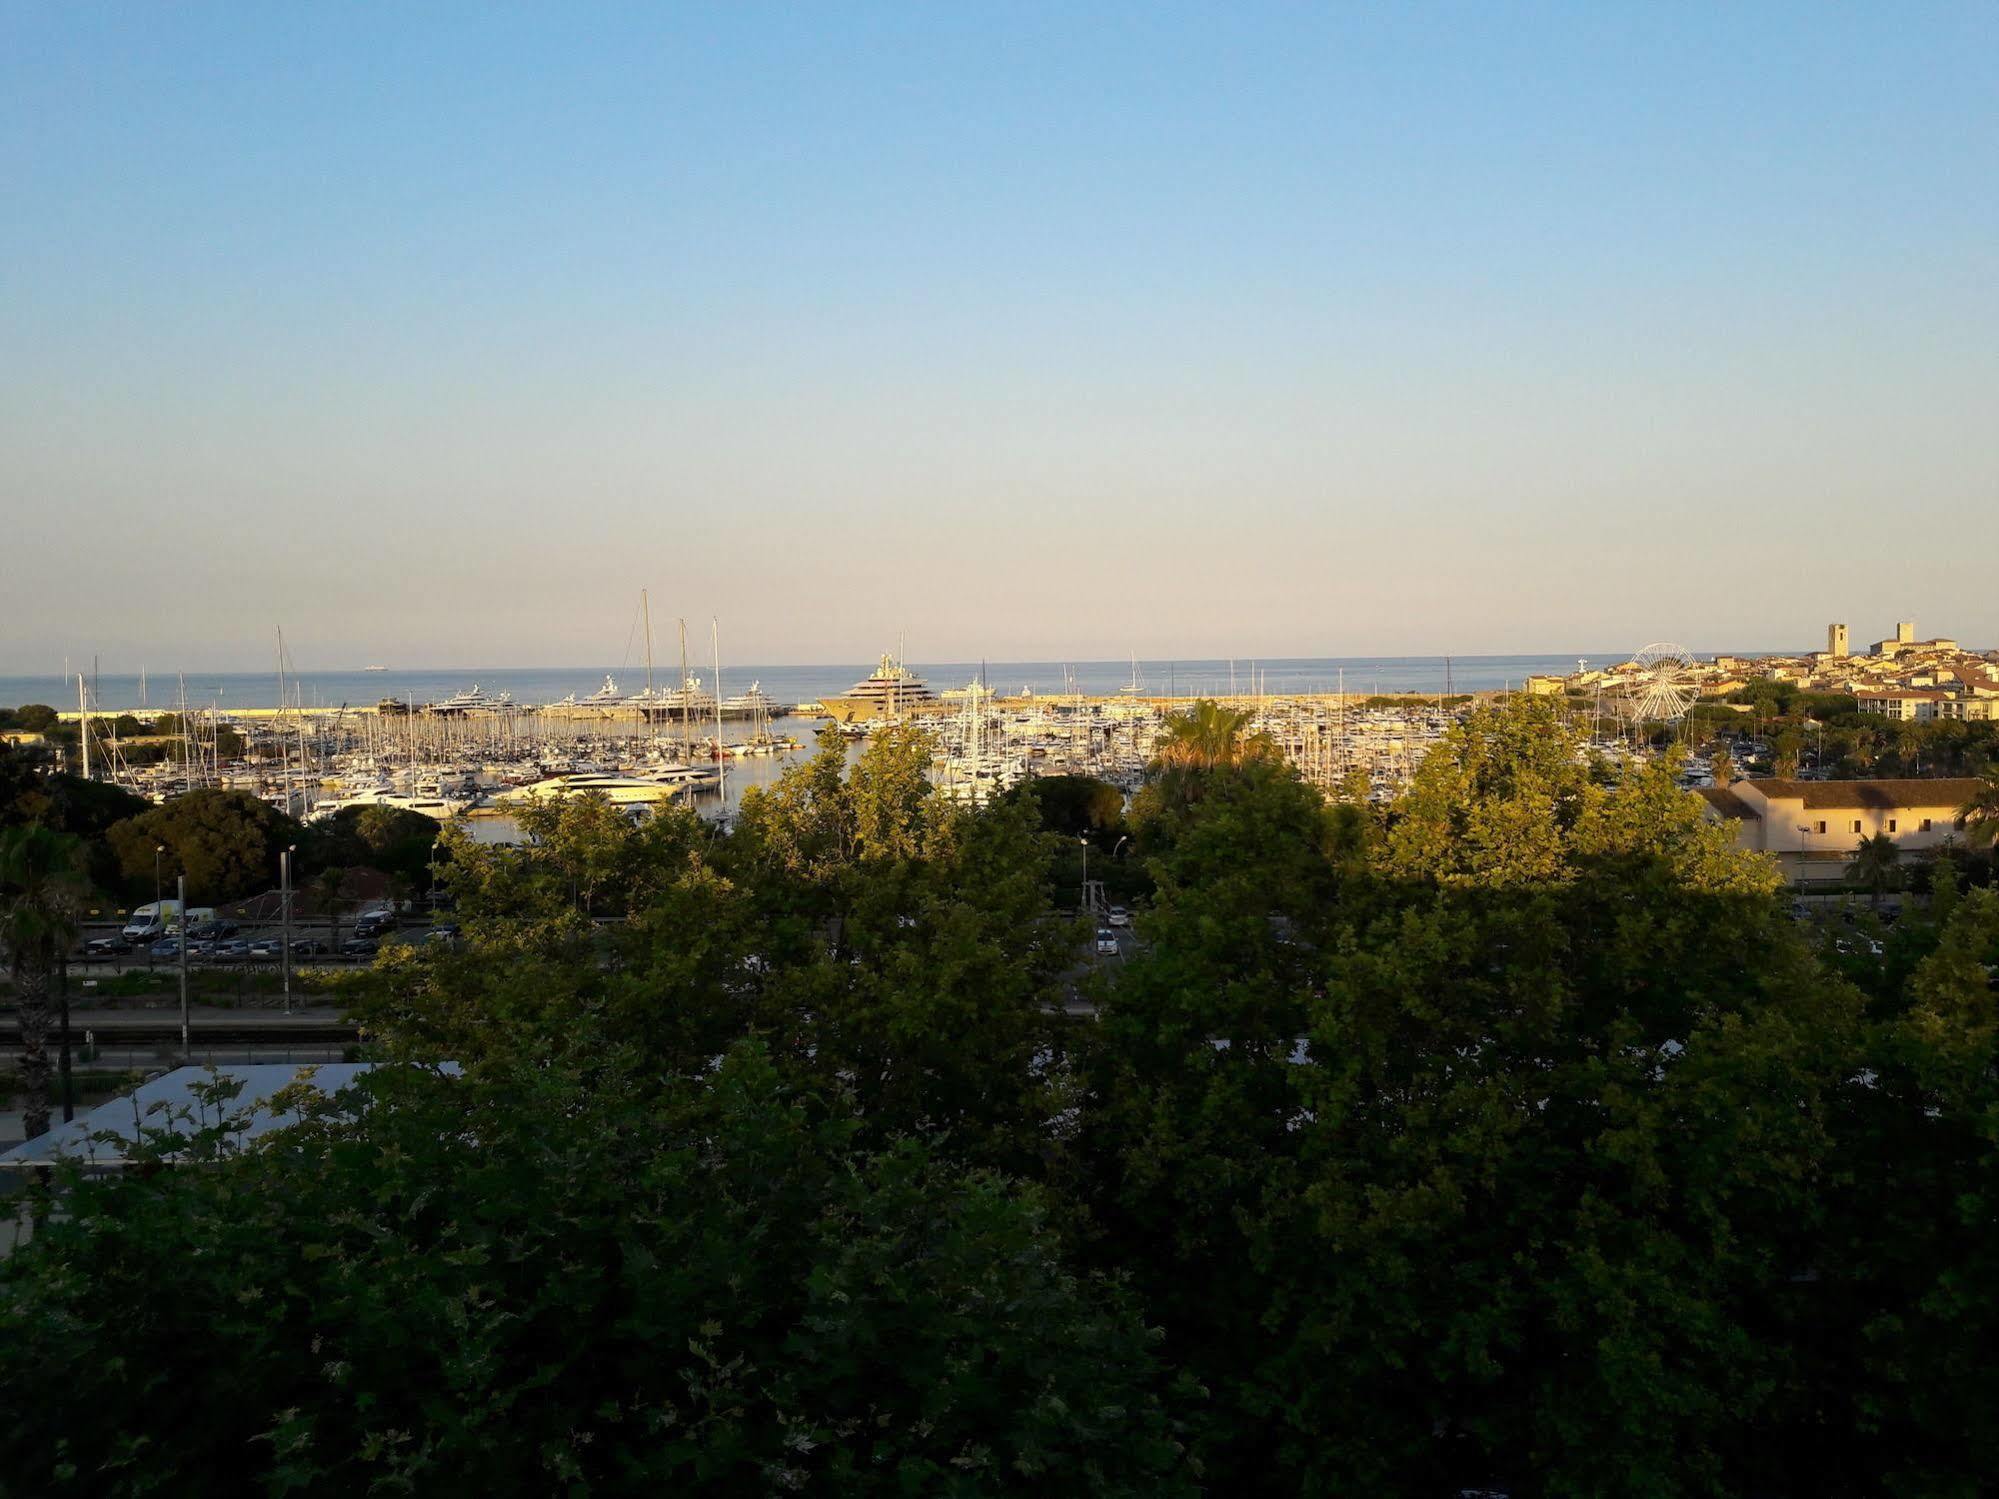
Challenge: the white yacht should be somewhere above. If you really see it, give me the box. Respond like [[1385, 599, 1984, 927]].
[[580, 676, 625, 706], [428, 684, 515, 715], [498, 773, 682, 807], [645, 674, 717, 720], [721, 680, 787, 720], [306, 788, 472, 823]]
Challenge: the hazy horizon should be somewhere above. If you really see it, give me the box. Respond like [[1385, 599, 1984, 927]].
[[5, 3, 1996, 672]]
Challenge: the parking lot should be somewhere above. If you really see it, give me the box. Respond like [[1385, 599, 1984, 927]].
[[73, 916, 453, 972]]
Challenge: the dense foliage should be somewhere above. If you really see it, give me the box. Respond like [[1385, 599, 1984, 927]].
[[3, 1053, 1188, 1497], [7, 699, 1999, 1494], [103, 787, 304, 904]]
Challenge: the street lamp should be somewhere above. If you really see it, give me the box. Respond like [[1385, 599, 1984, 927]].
[[280, 844, 295, 1015], [151, 844, 165, 972]]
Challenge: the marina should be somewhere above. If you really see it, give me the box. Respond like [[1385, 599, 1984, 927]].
[[43, 652, 1484, 831]]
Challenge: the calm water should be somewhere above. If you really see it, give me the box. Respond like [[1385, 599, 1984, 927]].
[[9, 655, 1620, 712]]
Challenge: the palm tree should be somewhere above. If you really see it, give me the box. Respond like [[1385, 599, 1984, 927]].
[[0, 826, 85, 1140], [1152, 700, 1263, 772], [1957, 770, 1999, 855], [1847, 831, 1902, 910]]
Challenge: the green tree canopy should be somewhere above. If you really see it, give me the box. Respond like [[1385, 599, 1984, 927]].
[[302, 803, 441, 882], [104, 788, 302, 903], [0, 1049, 1192, 1497]]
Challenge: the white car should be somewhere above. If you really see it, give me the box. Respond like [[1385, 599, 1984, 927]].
[[1107, 906, 1130, 928], [1096, 928, 1120, 956]]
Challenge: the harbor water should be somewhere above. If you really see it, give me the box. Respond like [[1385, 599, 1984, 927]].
[[7, 655, 1627, 714]]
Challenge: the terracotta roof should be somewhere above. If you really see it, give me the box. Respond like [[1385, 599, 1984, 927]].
[[1697, 787, 1754, 820], [1855, 687, 1949, 701], [1742, 777, 1985, 811]]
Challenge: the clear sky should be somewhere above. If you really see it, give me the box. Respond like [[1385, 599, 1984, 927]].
[[3, 2, 1995, 671]]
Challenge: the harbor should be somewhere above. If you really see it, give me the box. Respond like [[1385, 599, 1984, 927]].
[[41, 651, 1492, 828]]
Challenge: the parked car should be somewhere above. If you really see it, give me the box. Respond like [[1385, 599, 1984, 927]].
[[149, 937, 188, 960], [340, 936, 380, 958], [84, 935, 131, 957], [186, 919, 238, 941], [352, 915, 397, 940], [210, 939, 256, 964], [425, 924, 461, 946], [1096, 928, 1120, 956], [1107, 906, 1130, 928], [289, 938, 328, 957]]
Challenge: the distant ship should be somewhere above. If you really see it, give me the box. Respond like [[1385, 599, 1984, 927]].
[[362, 665, 388, 672], [820, 653, 940, 722]]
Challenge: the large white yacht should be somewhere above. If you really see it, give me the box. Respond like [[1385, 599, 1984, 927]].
[[497, 773, 683, 807], [428, 685, 515, 715], [721, 681, 787, 720], [306, 788, 472, 822], [642, 674, 716, 720]]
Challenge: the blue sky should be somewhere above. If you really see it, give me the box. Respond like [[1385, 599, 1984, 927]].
[[3, 3, 1995, 670]]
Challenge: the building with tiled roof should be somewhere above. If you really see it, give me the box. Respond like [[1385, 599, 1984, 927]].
[[1697, 777, 1986, 884]]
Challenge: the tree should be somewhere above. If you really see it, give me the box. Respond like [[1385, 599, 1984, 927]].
[[1849, 831, 1903, 909], [848, 721, 935, 863], [1010, 773, 1126, 839], [1958, 770, 1999, 851], [1773, 727, 1804, 779], [302, 803, 440, 883], [10, 704, 60, 733], [0, 1049, 1193, 1497], [1082, 695, 1877, 1491], [1151, 699, 1270, 779], [105, 789, 301, 904], [353, 799, 756, 1076], [0, 825, 85, 1139], [311, 866, 348, 949], [1710, 742, 1735, 785]]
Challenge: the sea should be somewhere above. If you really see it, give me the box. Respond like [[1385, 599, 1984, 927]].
[[6, 655, 1614, 713]]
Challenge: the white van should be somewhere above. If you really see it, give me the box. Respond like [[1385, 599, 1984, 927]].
[[122, 900, 182, 940]]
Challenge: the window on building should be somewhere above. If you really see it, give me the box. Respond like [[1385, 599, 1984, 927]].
[[1888, 820, 1897, 832], [1816, 820, 1827, 834], [1921, 818, 1933, 832], [1851, 819, 1862, 834]]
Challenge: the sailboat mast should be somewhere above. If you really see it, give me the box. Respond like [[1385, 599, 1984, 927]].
[[678, 618, 690, 758], [77, 672, 91, 780], [712, 617, 725, 811], [277, 627, 293, 814], [642, 589, 656, 742]]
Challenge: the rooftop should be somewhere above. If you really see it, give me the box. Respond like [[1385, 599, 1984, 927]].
[[1737, 777, 1985, 812]]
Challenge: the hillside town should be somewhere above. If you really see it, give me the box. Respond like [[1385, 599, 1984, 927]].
[[1530, 619, 1999, 721]]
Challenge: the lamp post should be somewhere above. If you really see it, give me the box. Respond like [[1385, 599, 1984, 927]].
[[177, 873, 190, 1061], [280, 845, 294, 1015], [151, 844, 164, 972]]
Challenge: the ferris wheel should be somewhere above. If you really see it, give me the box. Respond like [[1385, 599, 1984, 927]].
[[1624, 643, 1698, 724]]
